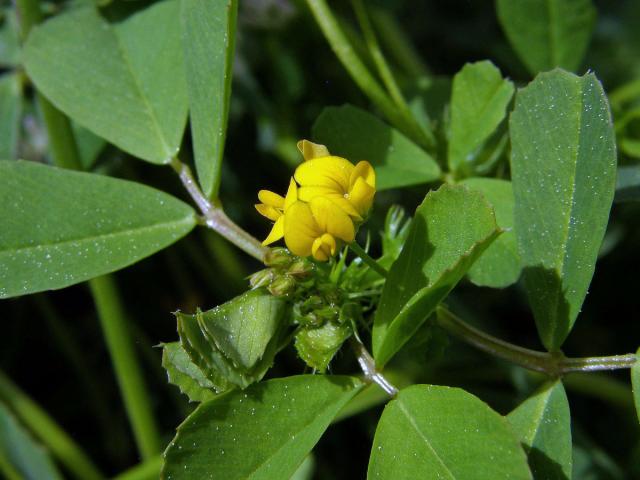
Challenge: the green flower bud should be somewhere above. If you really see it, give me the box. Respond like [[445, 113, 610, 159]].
[[264, 247, 293, 267], [287, 258, 313, 277], [249, 268, 274, 289], [267, 274, 296, 297]]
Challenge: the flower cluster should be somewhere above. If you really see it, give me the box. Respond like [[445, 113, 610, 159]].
[[256, 140, 376, 261]]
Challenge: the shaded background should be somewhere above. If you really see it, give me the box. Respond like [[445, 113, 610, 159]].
[[1, 0, 640, 477]]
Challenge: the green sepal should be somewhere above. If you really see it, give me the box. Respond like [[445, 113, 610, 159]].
[[295, 322, 352, 372], [176, 288, 290, 391]]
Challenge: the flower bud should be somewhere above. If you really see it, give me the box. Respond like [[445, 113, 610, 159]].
[[249, 268, 274, 289], [264, 247, 293, 267], [267, 274, 296, 297]]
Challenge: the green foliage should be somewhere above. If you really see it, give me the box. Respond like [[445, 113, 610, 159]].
[[2, 1, 638, 478], [161, 342, 217, 403], [176, 288, 289, 392], [373, 184, 500, 366], [508, 380, 572, 479], [0, 73, 21, 159], [448, 61, 514, 177], [312, 104, 441, 190], [162, 375, 362, 479], [23, 1, 188, 164], [461, 178, 521, 288], [632, 348, 640, 424], [510, 70, 616, 350], [496, 0, 596, 74], [0, 403, 63, 480], [368, 385, 531, 479], [181, 0, 237, 198], [0, 161, 196, 298]]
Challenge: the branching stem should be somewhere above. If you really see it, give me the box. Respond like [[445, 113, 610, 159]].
[[350, 337, 398, 396], [170, 157, 268, 262], [436, 307, 637, 376]]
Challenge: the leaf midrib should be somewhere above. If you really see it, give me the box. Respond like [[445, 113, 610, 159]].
[[111, 15, 172, 160], [0, 216, 194, 256], [396, 399, 456, 480]]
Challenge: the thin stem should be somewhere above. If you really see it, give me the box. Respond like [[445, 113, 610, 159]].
[[305, 0, 435, 150], [112, 455, 162, 480], [436, 307, 638, 375], [369, 6, 430, 78], [351, 0, 408, 111], [0, 370, 104, 480], [350, 337, 398, 396], [89, 276, 161, 460], [349, 242, 388, 278], [170, 157, 268, 262]]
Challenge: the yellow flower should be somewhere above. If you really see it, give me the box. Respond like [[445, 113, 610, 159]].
[[295, 140, 376, 220], [255, 140, 376, 262], [284, 197, 355, 261], [255, 178, 297, 246]]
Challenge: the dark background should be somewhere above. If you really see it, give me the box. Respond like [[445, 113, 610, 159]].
[[1, 0, 639, 477]]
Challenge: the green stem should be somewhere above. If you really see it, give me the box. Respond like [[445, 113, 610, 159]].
[[0, 370, 104, 480], [305, 0, 435, 149], [0, 450, 22, 480], [170, 157, 268, 262], [89, 276, 161, 459], [349, 337, 398, 396], [351, 0, 407, 110], [348, 242, 389, 278], [15, 0, 82, 171], [112, 455, 162, 480], [436, 307, 638, 375], [369, 6, 430, 78]]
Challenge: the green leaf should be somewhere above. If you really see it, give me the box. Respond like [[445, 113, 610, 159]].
[[461, 178, 521, 288], [181, 0, 237, 198], [312, 104, 441, 190], [161, 342, 217, 403], [0, 402, 63, 480], [373, 184, 500, 366], [0, 161, 196, 298], [448, 61, 514, 176], [161, 375, 362, 479], [23, 1, 188, 164], [508, 380, 572, 479], [0, 74, 21, 159], [510, 70, 617, 350], [368, 385, 531, 479], [176, 288, 288, 391], [72, 122, 106, 171], [496, 0, 596, 75], [615, 164, 640, 203], [632, 348, 640, 424], [0, 8, 21, 68]]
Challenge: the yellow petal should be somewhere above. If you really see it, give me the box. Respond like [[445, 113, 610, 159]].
[[255, 203, 282, 222], [348, 177, 376, 216], [295, 156, 354, 192], [309, 196, 355, 242], [311, 233, 337, 261], [262, 216, 285, 246], [349, 160, 376, 189], [284, 177, 298, 210], [257, 190, 285, 209], [297, 139, 331, 161], [284, 201, 321, 257], [298, 186, 361, 219]]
